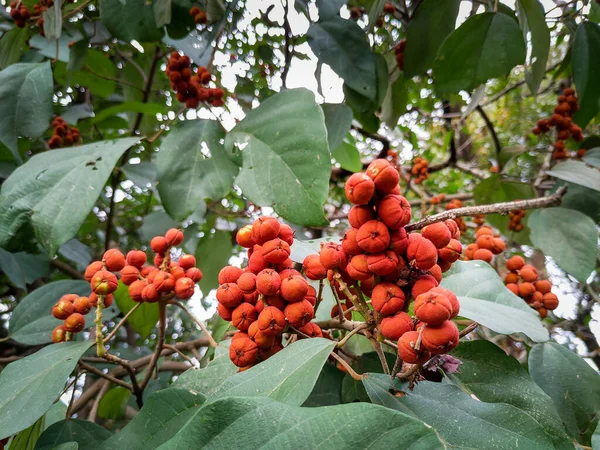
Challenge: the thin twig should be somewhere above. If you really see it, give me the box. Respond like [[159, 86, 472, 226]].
[[390, 355, 403, 379], [314, 279, 325, 314], [140, 301, 167, 390], [476, 105, 501, 166], [459, 321, 479, 338], [169, 300, 218, 347], [103, 353, 144, 408], [336, 322, 368, 348], [51, 259, 85, 279], [103, 303, 142, 344], [65, 371, 80, 419], [88, 381, 110, 422], [79, 361, 133, 390], [405, 186, 567, 231], [95, 295, 106, 357], [164, 344, 196, 366], [330, 351, 363, 381], [370, 338, 391, 375]]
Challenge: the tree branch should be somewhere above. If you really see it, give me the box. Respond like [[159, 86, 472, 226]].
[[475, 105, 501, 165], [51, 259, 85, 280]]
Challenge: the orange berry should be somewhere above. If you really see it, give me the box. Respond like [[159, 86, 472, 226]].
[[216, 283, 243, 308], [380, 312, 413, 340], [52, 298, 75, 320], [84, 261, 105, 282], [366, 158, 400, 193], [345, 173, 375, 205], [414, 291, 452, 326], [52, 325, 67, 343], [73, 296, 92, 315], [356, 220, 391, 253], [236, 224, 255, 248], [421, 321, 459, 354], [371, 282, 405, 316], [398, 331, 431, 364], [252, 217, 281, 245], [348, 205, 375, 228], [303, 254, 327, 280], [231, 303, 258, 331], [506, 255, 525, 272], [422, 222, 451, 249], [218, 265, 243, 284], [377, 194, 412, 229], [129, 280, 147, 302], [229, 336, 258, 367], [90, 270, 118, 295], [150, 236, 169, 254], [256, 269, 281, 296], [64, 313, 86, 333], [284, 299, 314, 328], [165, 228, 184, 246], [126, 250, 147, 268]]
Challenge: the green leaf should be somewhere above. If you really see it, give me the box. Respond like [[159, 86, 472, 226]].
[[0, 138, 139, 255], [546, 160, 600, 192], [226, 88, 330, 226], [211, 338, 336, 406], [583, 148, 600, 167], [0, 27, 29, 70], [403, 0, 461, 77], [36, 419, 113, 450], [528, 207, 596, 283], [9, 415, 44, 450], [99, 389, 206, 450], [98, 387, 131, 420], [66, 40, 88, 73], [29, 33, 75, 63], [559, 182, 600, 221], [342, 352, 396, 403], [91, 102, 168, 125], [363, 373, 555, 450], [572, 22, 600, 127], [154, 0, 172, 27], [113, 281, 158, 339], [307, 17, 377, 100], [302, 363, 344, 406], [332, 142, 362, 173], [0, 62, 53, 162], [451, 341, 572, 447], [498, 144, 528, 167], [367, 0, 385, 32], [381, 72, 408, 127], [206, 0, 225, 22], [194, 230, 233, 294], [43, 0, 63, 40], [156, 396, 443, 450], [315, 0, 345, 20], [529, 342, 600, 444], [140, 211, 179, 243], [441, 260, 549, 342], [289, 236, 338, 263], [122, 162, 157, 188], [434, 12, 526, 93], [0, 249, 50, 289], [99, 0, 164, 42], [8, 280, 89, 345], [0, 341, 92, 439], [157, 120, 238, 222], [173, 348, 237, 394], [321, 103, 353, 152], [343, 52, 389, 117], [516, 0, 550, 95]]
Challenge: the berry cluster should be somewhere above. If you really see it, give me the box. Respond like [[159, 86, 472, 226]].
[[410, 156, 428, 184], [218, 218, 318, 370], [9, 1, 30, 28], [308, 159, 463, 363], [463, 225, 505, 263], [383, 2, 395, 14], [189, 6, 206, 24], [504, 256, 558, 318], [349, 4, 366, 19], [508, 209, 525, 232], [532, 87, 583, 160], [394, 39, 406, 72], [445, 199, 467, 232], [50, 228, 202, 342], [10, 0, 72, 35], [429, 194, 445, 205], [165, 52, 225, 109], [48, 116, 81, 149]]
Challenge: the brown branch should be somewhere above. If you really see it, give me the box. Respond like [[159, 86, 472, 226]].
[[88, 380, 110, 422], [51, 259, 85, 280], [140, 301, 167, 390], [370, 338, 390, 375], [79, 361, 133, 390], [476, 105, 501, 166], [405, 186, 567, 231], [459, 321, 479, 338], [330, 351, 363, 380], [103, 353, 144, 408], [169, 300, 218, 347], [315, 318, 364, 332]]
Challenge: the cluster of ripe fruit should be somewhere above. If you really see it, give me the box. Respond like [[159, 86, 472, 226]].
[[504, 256, 558, 318], [532, 87, 583, 160], [306, 159, 463, 364], [445, 199, 467, 232], [410, 156, 429, 184], [217, 218, 318, 369], [508, 209, 525, 232], [9, 0, 72, 35], [189, 6, 207, 24], [463, 226, 506, 263], [165, 52, 225, 109], [50, 228, 202, 342], [47, 116, 81, 149]]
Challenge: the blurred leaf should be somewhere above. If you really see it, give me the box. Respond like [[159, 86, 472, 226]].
[[113, 281, 159, 339], [36, 419, 112, 450], [528, 207, 596, 282], [381, 72, 408, 127], [58, 239, 92, 272], [367, 0, 385, 32], [0, 249, 49, 289], [194, 230, 232, 294], [122, 162, 157, 189], [206, 0, 225, 22], [332, 142, 362, 172], [98, 387, 131, 420], [0, 27, 29, 70], [42, 0, 63, 40], [315, 0, 345, 20], [434, 13, 526, 93], [516, 0, 550, 95], [302, 364, 344, 407], [154, 0, 172, 27], [91, 102, 167, 125], [321, 103, 353, 152], [99, 0, 164, 42], [66, 40, 88, 73], [61, 104, 94, 125], [140, 210, 179, 242], [582, 148, 600, 167], [572, 22, 600, 127], [8, 415, 44, 450], [498, 145, 528, 166], [559, 182, 600, 221]]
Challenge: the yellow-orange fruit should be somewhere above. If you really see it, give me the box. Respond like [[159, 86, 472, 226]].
[[438, 239, 462, 263], [216, 283, 243, 307], [366, 158, 400, 193], [243, 291, 259, 305], [230, 336, 258, 367], [175, 277, 195, 299], [52, 325, 67, 343], [232, 302, 258, 331], [120, 265, 140, 285], [89, 292, 113, 307], [518, 282, 535, 298], [380, 312, 413, 340], [252, 216, 281, 245], [281, 274, 309, 302], [411, 275, 439, 299], [237, 272, 257, 294], [142, 284, 160, 302], [303, 254, 327, 280], [278, 223, 295, 246], [345, 173, 375, 205], [371, 282, 405, 316], [178, 254, 196, 270], [367, 251, 398, 276], [217, 302, 234, 321], [346, 254, 372, 281], [84, 261, 105, 282], [129, 280, 147, 302], [64, 313, 86, 333], [542, 292, 559, 310], [428, 264, 442, 283], [377, 194, 412, 229], [304, 285, 317, 306], [248, 247, 269, 274], [406, 234, 438, 270], [126, 250, 147, 268], [165, 228, 184, 246], [256, 269, 281, 296], [356, 220, 390, 253], [506, 283, 519, 296], [73, 297, 92, 315], [475, 226, 493, 238], [398, 331, 431, 364], [319, 242, 348, 270], [262, 238, 291, 264], [505, 272, 519, 284], [236, 224, 255, 248], [422, 222, 452, 249], [472, 248, 493, 263], [185, 267, 202, 282], [153, 271, 175, 293], [445, 219, 460, 239], [429, 287, 460, 318], [519, 265, 539, 282], [150, 236, 169, 254], [257, 306, 286, 335], [276, 258, 293, 272], [103, 249, 126, 271], [218, 266, 243, 284], [414, 291, 452, 326], [389, 228, 409, 255], [506, 255, 525, 272], [421, 321, 459, 354], [52, 299, 75, 320], [299, 322, 323, 338], [348, 205, 375, 228], [534, 279, 552, 294], [476, 234, 495, 251], [341, 228, 362, 256], [490, 238, 505, 254], [284, 299, 314, 327], [91, 270, 119, 295], [464, 243, 479, 260]]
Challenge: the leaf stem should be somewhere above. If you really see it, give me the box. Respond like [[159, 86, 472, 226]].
[[103, 302, 141, 344], [169, 300, 218, 348]]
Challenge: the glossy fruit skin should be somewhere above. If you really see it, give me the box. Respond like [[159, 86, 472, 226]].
[[52, 325, 67, 343], [90, 270, 119, 295], [52, 299, 75, 320], [165, 228, 184, 246], [73, 297, 92, 315], [64, 313, 86, 333]]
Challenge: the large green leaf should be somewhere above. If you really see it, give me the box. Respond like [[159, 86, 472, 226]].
[[113, 281, 159, 339], [98, 387, 131, 420], [528, 207, 596, 283], [516, 0, 550, 95], [403, 0, 461, 77], [99, 0, 164, 42], [332, 142, 362, 173], [381, 71, 409, 127], [572, 22, 600, 127], [451, 341, 572, 448], [43, 0, 63, 40], [546, 160, 600, 192], [302, 363, 344, 407], [0, 138, 139, 255], [100, 389, 206, 450], [559, 182, 600, 221], [363, 373, 555, 450], [54, 50, 118, 98], [583, 148, 600, 168], [156, 396, 443, 449], [342, 352, 396, 403], [156, 120, 238, 221], [211, 338, 336, 406], [10, 415, 45, 450], [194, 230, 233, 294], [529, 342, 600, 444], [307, 17, 377, 100], [36, 419, 113, 450], [0, 342, 92, 439], [441, 260, 549, 342], [172, 348, 237, 395], [91, 102, 168, 125], [0, 62, 53, 162], [434, 12, 526, 93], [0, 249, 50, 290], [226, 88, 330, 226], [321, 103, 353, 152], [0, 27, 29, 70]]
